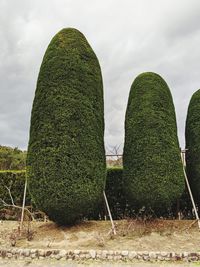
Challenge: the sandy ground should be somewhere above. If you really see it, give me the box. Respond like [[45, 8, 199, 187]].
[[0, 220, 200, 252], [0, 260, 198, 267]]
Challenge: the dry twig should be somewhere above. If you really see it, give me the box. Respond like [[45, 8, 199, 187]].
[[0, 186, 35, 221]]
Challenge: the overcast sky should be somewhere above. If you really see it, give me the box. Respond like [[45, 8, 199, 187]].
[[0, 0, 200, 153]]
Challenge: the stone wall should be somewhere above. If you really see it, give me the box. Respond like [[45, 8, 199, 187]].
[[0, 249, 200, 262]]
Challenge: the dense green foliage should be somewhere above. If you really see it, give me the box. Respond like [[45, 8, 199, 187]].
[[185, 89, 200, 207], [123, 72, 184, 211], [0, 146, 26, 170], [27, 28, 106, 225], [0, 169, 124, 219], [105, 167, 126, 219], [0, 170, 30, 205], [0, 169, 193, 219]]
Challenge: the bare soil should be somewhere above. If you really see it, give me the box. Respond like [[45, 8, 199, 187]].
[[0, 219, 200, 252], [0, 259, 197, 267]]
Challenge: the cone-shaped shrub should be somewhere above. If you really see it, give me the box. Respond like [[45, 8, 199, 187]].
[[186, 89, 200, 207], [27, 28, 106, 225], [123, 72, 184, 211]]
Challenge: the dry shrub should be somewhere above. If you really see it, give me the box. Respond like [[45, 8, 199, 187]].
[[94, 232, 105, 247]]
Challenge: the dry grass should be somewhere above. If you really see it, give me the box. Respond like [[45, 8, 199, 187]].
[[0, 219, 200, 252]]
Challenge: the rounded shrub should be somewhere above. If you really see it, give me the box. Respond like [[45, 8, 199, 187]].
[[27, 28, 106, 225], [123, 72, 184, 212], [185, 89, 200, 207]]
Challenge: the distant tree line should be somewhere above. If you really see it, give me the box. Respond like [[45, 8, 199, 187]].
[[0, 145, 26, 170]]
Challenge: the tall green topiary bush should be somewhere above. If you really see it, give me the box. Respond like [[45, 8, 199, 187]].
[[123, 72, 184, 212], [185, 89, 200, 207], [27, 28, 106, 225]]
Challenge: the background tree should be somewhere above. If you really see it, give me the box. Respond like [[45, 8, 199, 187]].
[[0, 146, 26, 170]]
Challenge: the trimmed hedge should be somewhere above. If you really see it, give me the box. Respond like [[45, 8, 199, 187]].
[[0, 168, 125, 220], [27, 28, 106, 225], [0, 169, 192, 219], [0, 169, 125, 220], [105, 167, 126, 219], [0, 169, 129, 220], [0, 170, 30, 206], [123, 72, 185, 212], [185, 89, 200, 207]]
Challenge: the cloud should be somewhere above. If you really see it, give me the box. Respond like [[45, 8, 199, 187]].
[[0, 0, 200, 152]]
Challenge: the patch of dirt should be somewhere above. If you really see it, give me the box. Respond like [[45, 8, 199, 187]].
[[0, 219, 200, 252]]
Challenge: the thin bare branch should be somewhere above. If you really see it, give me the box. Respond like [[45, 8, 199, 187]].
[[0, 185, 35, 222], [5, 186, 15, 206], [0, 199, 35, 221], [0, 198, 6, 205]]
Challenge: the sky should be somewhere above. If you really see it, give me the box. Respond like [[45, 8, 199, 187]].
[[0, 0, 200, 153]]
